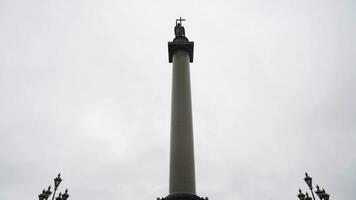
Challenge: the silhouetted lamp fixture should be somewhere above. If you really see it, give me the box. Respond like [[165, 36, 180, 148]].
[[38, 189, 46, 200], [298, 189, 306, 200], [297, 172, 330, 200], [61, 189, 70, 200], [304, 173, 313, 189], [45, 186, 53, 199], [55, 192, 62, 200], [305, 193, 313, 200], [51, 174, 62, 200], [54, 174, 62, 190], [38, 173, 69, 200], [315, 185, 330, 200]]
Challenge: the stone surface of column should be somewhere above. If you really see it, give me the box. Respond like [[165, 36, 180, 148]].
[[169, 49, 196, 194]]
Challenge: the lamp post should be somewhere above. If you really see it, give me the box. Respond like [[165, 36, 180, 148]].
[[304, 172, 316, 200], [52, 174, 62, 200], [38, 174, 70, 200], [297, 172, 330, 200]]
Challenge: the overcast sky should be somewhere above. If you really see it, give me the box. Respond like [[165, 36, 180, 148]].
[[0, 0, 355, 200]]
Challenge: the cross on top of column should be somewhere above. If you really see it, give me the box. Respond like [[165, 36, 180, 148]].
[[176, 17, 185, 26]]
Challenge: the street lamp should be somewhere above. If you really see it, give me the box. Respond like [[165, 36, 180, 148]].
[[305, 193, 312, 200], [38, 174, 69, 200], [54, 174, 62, 190], [62, 189, 70, 200], [304, 173, 312, 189], [297, 172, 330, 200], [52, 174, 62, 200], [297, 189, 305, 200], [45, 186, 52, 199], [304, 173, 316, 200], [55, 192, 62, 200], [315, 185, 330, 200], [38, 190, 46, 200]]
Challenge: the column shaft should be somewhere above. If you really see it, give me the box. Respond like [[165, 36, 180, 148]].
[[169, 50, 196, 194]]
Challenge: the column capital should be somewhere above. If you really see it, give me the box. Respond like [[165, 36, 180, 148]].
[[168, 19, 194, 63]]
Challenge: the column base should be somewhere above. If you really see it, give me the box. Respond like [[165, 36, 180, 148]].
[[158, 193, 208, 200]]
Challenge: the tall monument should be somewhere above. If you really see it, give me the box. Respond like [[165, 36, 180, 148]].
[[160, 18, 207, 200]]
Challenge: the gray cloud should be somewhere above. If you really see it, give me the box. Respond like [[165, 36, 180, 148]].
[[0, 0, 355, 200]]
